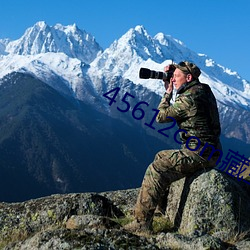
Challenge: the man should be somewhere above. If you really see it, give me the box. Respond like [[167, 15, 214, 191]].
[[124, 61, 222, 233]]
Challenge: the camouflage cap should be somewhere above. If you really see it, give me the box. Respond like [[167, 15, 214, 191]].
[[175, 61, 201, 79]]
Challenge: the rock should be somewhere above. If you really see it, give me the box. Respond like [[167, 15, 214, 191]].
[[1, 169, 250, 249], [4, 228, 162, 250], [0, 192, 124, 248], [165, 169, 250, 241], [65, 214, 120, 230], [101, 188, 140, 215], [156, 232, 227, 250], [235, 240, 250, 250]]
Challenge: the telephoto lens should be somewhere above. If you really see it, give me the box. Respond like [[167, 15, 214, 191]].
[[139, 65, 176, 82], [139, 68, 167, 80]]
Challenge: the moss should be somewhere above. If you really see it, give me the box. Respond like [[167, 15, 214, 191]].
[[47, 209, 57, 220], [112, 215, 134, 227], [152, 216, 174, 234], [31, 212, 39, 221]]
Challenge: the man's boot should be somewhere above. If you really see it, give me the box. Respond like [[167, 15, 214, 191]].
[[123, 218, 153, 234]]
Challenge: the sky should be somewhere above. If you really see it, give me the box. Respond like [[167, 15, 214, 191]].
[[0, 0, 250, 81]]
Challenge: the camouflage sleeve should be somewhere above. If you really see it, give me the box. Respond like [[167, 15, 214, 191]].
[[156, 93, 195, 123]]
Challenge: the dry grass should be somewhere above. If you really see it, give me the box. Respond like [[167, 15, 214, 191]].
[[225, 230, 250, 245]]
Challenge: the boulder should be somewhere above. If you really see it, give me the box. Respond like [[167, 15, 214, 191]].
[[165, 169, 250, 241], [0, 193, 124, 248], [156, 232, 226, 250]]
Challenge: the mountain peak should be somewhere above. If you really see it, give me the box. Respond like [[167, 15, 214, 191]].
[[54, 23, 79, 33], [4, 21, 102, 64], [154, 32, 185, 48], [125, 25, 151, 41], [34, 21, 48, 29], [134, 25, 147, 34]]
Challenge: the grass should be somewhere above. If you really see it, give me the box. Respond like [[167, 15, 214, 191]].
[[112, 216, 134, 227], [0, 223, 63, 248], [0, 228, 29, 249], [152, 216, 174, 234], [113, 214, 174, 235]]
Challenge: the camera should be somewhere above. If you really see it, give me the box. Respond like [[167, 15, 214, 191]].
[[139, 65, 176, 82]]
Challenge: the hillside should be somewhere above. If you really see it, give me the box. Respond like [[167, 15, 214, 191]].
[[0, 72, 168, 202]]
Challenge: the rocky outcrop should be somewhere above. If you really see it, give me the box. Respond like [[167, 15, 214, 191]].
[[1, 169, 250, 249], [165, 169, 250, 241]]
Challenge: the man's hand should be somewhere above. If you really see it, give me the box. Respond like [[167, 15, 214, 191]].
[[163, 65, 174, 94]]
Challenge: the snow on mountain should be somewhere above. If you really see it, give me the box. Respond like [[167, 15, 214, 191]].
[[88, 25, 250, 111], [0, 22, 250, 112], [0, 22, 105, 105], [5, 21, 102, 64], [0, 52, 100, 105], [0, 22, 250, 145], [88, 26, 167, 87]]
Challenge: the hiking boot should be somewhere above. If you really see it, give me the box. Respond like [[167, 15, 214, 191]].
[[124, 219, 152, 233]]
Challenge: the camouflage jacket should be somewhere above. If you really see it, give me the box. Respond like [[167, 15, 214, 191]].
[[156, 80, 221, 148]]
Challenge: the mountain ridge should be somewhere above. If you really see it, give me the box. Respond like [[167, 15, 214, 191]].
[[0, 72, 169, 202], [1, 21, 250, 149], [0, 22, 249, 201], [1, 22, 249, 108], [3, 21, 102, 64]]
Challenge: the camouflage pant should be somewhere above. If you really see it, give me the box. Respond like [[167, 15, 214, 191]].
[[134, 148, 215, 223]]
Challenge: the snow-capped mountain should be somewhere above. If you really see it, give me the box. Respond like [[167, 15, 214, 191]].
[[0, 22, 250, 145], [3, 21, 102, 64], [0, 22, 104, 103], [0, 53, 100, 103], [1, 22, 249, 109], [89, 25, 250, 110], [87, 25, 250, 147], [0, 21, 250, 201]]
